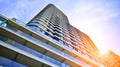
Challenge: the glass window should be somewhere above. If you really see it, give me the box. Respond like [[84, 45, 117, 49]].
[[0, 16, 7, 27], [0, 20, 3, 24], [44, 32, 49, 36], [53, 36, 59, 41], [54, 33, 60, 37], [0, 20, 7, 27], [0, 35, 8, 42], [0, 16, 6, 22], [6, 25, 17, 31]]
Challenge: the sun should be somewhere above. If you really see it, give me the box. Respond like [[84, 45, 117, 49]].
[[96, 44, 109, 55], [87, 33, 109, 55]]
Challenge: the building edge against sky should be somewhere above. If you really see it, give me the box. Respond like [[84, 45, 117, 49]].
[[0, 4, 120, 67]]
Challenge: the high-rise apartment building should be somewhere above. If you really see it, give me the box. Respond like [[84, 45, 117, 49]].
[[0, 4, 120, 67]]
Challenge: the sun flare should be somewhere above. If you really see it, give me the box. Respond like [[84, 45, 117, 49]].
[[98, 45, 109, 55]]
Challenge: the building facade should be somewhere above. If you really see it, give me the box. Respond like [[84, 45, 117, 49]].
[[0, 4, 120, 67]]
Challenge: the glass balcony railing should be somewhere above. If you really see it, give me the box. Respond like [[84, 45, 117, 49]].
[[21, 32, 62, 54], [1, 25, 90, 66], [21, 32, 78, 61], [10, 19, 26, 27], [0, 56, 27, 67], [37, 31, 101, 66], [0, 37, 62, 66], [14, 42, 61, 66]]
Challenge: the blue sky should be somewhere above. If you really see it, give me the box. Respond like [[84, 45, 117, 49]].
[[0, 0, 120, 56]]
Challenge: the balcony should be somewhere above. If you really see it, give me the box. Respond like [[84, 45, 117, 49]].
[[0, 40, 59, 67], [0, 24, 90, 67]]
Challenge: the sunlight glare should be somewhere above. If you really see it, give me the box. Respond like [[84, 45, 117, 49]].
[[98, 45, 109, 55]]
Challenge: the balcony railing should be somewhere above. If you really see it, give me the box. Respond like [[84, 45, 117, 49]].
[[14, 42, 62, 66], [1, 25, 90, 67], [0, 37, 62, 66], [0, 56, 27, 67]]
